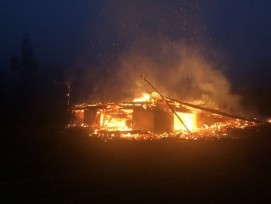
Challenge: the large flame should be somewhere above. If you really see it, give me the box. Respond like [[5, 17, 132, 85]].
[[98, 108, 133, 131], [69, 92, 258, 140]]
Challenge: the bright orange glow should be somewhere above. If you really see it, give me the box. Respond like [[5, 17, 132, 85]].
[[174, 112, 197, 132], [133, 92, 151, 102], [68, 92, 259, 140], [99, 109, 133, 131]]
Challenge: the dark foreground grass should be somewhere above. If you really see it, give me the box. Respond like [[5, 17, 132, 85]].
[[1, 126, 271, 203]]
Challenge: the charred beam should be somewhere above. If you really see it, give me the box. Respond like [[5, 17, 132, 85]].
[[140, 75, 191, 133], [167, 97, 270, 126]]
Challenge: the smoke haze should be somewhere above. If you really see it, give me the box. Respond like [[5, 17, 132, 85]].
[[84, 1, 241, 113]]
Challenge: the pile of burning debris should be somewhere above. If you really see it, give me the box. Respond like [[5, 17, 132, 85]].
[[67, 77, 270, 140]]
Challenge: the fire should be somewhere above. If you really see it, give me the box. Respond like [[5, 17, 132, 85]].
[[174, 112, 197, 132], [133, 92, 151, 102], [68, 91, 261, 140], [98, 108, 133, 131]]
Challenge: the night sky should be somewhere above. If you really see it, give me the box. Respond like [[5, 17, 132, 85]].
[[1, 0, 271, 88]]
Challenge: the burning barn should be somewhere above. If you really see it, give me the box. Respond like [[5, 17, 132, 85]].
[[67, 88, 264, 139], [69, 92, 196, 132]]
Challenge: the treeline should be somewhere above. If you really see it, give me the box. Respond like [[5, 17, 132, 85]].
[[1, 34, 70, 127]]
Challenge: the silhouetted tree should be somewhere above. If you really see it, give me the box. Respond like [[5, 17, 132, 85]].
[[0, 66, 3, 100], [10, 54, 20, 70], [21, 33, 37, 72]]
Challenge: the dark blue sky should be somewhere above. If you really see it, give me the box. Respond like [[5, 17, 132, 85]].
[[1, 0, 271, 87], [0, 0, 101, 64]]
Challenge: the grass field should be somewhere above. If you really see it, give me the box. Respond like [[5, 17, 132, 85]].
[[1, 126, 271, 203]]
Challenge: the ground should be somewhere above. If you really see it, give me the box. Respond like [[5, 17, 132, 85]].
[[1, 126, 271, 203]]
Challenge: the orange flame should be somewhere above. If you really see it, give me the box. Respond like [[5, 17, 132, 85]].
[[98, 109, 133, 131], [174, 112, 197, 132], [69, 92, 258, 140], [133, 92, 151, 102]]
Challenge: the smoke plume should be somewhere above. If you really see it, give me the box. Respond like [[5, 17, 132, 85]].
[[84, 1, 242, 113]]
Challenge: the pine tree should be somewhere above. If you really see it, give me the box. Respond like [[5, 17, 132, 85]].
[[21, 33, 37, 71], [10, 54, 20, 70]]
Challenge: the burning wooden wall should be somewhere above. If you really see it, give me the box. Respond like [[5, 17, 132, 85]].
[[69, 99, 199, 134], [67, 92, 263, 139]]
